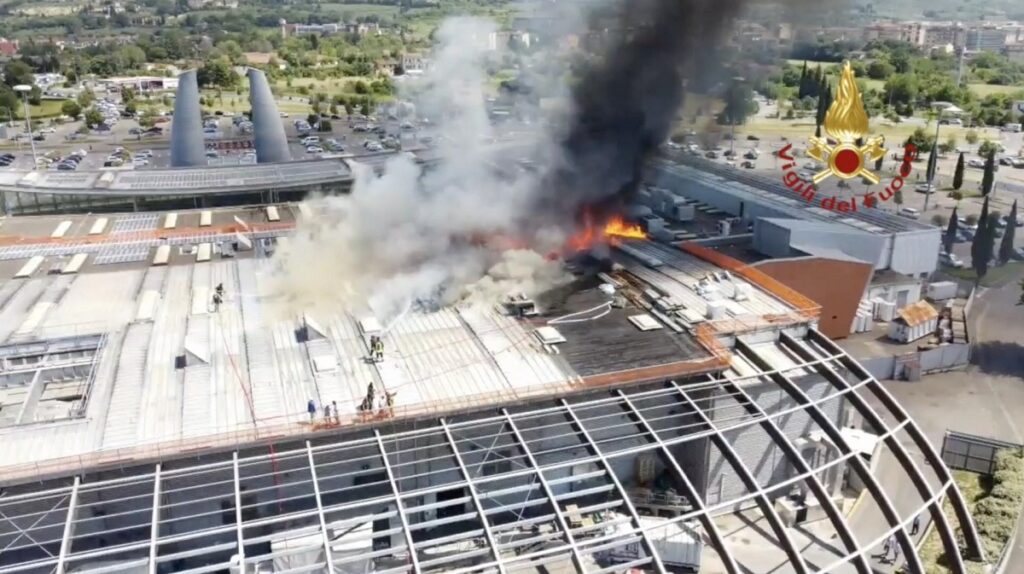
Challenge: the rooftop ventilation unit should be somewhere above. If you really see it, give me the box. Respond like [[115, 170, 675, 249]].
[[534, 326, 566, 345]]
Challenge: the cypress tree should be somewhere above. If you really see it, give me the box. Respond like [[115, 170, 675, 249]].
[[943, 206, 959, 254], [981, 149, 996, 196], [798, 61, 809, 99], [953, 152, 965, 190], [999, 200, 1018, 264], [971, 196, 992, 283]]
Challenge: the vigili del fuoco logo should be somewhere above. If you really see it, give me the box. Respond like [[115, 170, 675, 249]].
[[777, 61, 917, 211]]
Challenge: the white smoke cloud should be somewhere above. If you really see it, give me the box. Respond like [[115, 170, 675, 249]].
[[267, 17, 575, 322]]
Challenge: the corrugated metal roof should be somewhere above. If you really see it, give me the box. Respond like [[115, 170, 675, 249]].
[[895, 300, 937, 327]]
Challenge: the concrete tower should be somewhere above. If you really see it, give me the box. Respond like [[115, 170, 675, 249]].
[[247, 68, 291, 164], [169, 70, 206, 168]]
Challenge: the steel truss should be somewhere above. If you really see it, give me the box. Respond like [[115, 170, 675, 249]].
[[0, 334, 982, 574]]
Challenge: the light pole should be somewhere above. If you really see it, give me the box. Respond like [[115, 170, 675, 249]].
[[14, 85, 38, 167]]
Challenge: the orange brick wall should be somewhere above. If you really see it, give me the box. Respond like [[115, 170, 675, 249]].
[[752, 257, 874, 339]]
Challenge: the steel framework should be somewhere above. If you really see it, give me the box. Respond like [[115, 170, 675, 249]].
[[0, 333, 982, 574]]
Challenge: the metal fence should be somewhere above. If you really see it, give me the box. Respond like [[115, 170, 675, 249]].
[[856, 343, 970, 381], [941, 430, 1023, 475]]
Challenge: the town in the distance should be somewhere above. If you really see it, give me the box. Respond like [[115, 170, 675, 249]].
[[0, 1, 1023, 573]]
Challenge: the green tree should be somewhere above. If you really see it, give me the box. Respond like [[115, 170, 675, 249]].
[[966, 213, 979, 226], [2, 60, 33, 88], [978, 139, 1001, 157], [77, 89, 95, 108], [971, 196, 993, 283], [797, 61, 809, 99], [953, 152, 965, 190], [932, 214, 947, 226], [867, 59, 895, 80], [61, 100, 82, 120], [999, 200, 1018, 264], [943, 206, 959, 254], [197, 58, 237, 89], [28, 86, 42, 106], [965, 129, 979, 145], [950, 190, 964, 202], [883, 74, 918, 110], [981, 149, 996, 196], [905, 127, 935, 153], [84, 108, 103, 128], [938, 134, 958, 154], [718, 81, 756, 126]]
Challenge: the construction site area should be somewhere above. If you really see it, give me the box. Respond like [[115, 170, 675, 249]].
[[0, 199, 987, 574]]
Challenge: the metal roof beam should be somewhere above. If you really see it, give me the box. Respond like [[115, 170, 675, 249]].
[[806, 327, 983, 560], [54, 476, 79, 574], [374, 429, 421, 573], [615, 389, 742, 574], [439, 418, 505, 573], [673, 385, 810, 574], [559, 398, 668, 572], [736, 338, 926, 574], [231, 452, 246, 568], [711, 379, 872, 574], [148, 464, 161, 574], [500, 409, 587, 573], [305, 441, 336, 574]]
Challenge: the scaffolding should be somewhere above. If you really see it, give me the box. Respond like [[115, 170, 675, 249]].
[[0, 331, 983, 574]]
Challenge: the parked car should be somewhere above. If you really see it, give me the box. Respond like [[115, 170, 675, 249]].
[[704, 151, 718, 159], [305, 146, 324, 154], [968, 159, 985, 168], [898, 207, 920, 219], [746, 134, 760, 141], [740, 161, 755, 169], [914, 183, 936, 194], [939, 251, 964, 268]]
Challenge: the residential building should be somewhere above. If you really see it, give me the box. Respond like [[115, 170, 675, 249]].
[[400, 53, 431, 75], [0, 38, 19, 57], [966, 27, 1006, 52]]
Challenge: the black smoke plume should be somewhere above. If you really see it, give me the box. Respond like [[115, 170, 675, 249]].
[[541, 0, 747, 223]]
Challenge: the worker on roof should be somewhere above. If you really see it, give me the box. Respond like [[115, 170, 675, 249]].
[[212, 291, 222, 312], [374, 337, 384, 362], [307, 399, 316, 422]]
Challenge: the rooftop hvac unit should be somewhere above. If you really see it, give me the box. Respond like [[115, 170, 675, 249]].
[[717, 219, 732, 236], [503, 293, 538, 318], [706, 301, 727, 320], [733, 283, 752, 302]]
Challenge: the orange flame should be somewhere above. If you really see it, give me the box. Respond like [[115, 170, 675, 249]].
[[604, 216, 646, 240], [566, 212, 647, 252]]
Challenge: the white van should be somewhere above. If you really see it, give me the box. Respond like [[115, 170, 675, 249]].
[[1002, 123, 1022, 133], [898, 207, 920, 220]]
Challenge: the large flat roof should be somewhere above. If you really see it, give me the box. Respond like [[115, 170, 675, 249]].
[[654, 154, 935, 234], [0, 159, 353, 196], [0, 206, 823, 482]]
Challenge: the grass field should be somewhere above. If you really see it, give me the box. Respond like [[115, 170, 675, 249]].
[[968, 83, 1024, 98], [4, 100, 67, 121]]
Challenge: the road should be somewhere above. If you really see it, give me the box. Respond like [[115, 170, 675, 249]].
[[879, 267, 1024, 572]]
